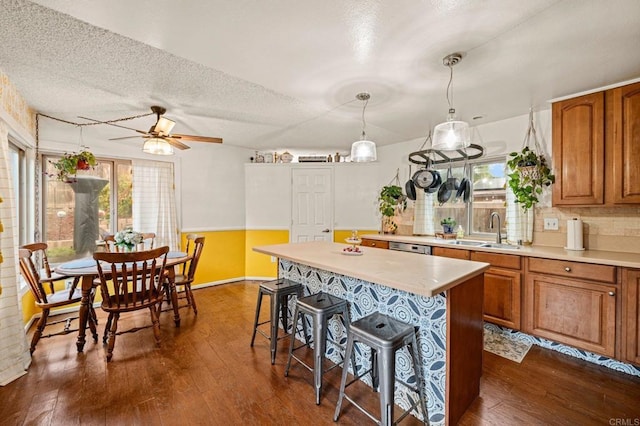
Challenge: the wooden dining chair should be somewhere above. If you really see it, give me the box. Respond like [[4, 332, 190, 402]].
[[18, 248, 98, 354], [94, 246, 169, 361], [21, 242, 74, 294], [165, 235, 205, 315], [141, 233, 155, 250]]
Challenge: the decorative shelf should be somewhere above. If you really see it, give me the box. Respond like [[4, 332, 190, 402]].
[[408, 143, 484, 166]]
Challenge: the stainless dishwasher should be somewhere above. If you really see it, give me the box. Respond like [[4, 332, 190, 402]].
[[388, 241, 432, 255]]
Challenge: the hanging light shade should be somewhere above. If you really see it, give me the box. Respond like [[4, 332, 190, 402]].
[[142, 137, 174, 155], [432, 53, 471, 151], [350, 92, 377, 162]]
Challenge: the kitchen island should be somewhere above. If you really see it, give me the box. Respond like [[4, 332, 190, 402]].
[[253, 241, 490, 425]]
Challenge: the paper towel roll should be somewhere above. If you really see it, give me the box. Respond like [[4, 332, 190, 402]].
[[566, 218, 585, 251]]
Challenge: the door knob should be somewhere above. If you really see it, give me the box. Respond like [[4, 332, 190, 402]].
[[322, 229, 330, 233], [608, 291, 615, 296]]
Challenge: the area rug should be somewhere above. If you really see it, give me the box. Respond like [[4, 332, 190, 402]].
[[483, 325, 532, 363]]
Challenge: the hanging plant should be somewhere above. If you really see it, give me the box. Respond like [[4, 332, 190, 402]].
[[49, 148, 97, 183], [378, 170, 407, 234], [507, 110, 555, 211]]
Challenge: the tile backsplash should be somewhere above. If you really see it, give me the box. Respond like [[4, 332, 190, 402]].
[[534, 206, 640, 253]]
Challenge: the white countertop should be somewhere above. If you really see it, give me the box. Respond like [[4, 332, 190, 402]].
[[253, 241, 489, 297], [361, 234, 640, 268]]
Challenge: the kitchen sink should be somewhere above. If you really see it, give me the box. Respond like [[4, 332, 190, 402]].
[[478, 243, 520, 250], [444, 240, 488, 247]]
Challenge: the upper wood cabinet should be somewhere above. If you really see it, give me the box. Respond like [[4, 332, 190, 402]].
[[552, 81, 640, 206], [606, 82, 640, 204], [552, 92, 605, 205]]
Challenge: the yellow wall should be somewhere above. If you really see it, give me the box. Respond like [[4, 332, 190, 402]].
[[245, 230, 289, 278], [181, 230, 245, 284]]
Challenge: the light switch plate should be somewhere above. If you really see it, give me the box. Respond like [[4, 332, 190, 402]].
[[544, 218, 559, 230]]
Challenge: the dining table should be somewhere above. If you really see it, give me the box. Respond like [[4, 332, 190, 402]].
[[55, 250, 191, 352]]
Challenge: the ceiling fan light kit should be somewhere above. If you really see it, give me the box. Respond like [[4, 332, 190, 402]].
[[142, 137, 175, 155], [350, 92, 377, 162], [432, 53, 471, 151]]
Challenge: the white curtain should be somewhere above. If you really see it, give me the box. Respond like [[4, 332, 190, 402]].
[[0, 120, 31, 385], [132, 159, 179, 251]]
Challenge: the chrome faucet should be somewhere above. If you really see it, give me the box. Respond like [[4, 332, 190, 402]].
[[489, 212, 502, 244]]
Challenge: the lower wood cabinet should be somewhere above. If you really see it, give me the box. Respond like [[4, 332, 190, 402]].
[[524, 272, 617, 357], [471, 251, 522, 330], [432, 246, 470, 260], [622, 268, 640, 366], [360, 238, 388, 249]]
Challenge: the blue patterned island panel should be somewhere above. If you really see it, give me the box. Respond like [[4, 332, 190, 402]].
[[280, 259, 446, 425]]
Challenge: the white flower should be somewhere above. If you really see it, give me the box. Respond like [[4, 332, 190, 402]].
[[114, 228, 143, 247]]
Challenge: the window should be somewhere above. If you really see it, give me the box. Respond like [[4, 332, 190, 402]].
[[432, 158, 506, 238], [9, 142, 27, 246], [43, 155, 132, 263]]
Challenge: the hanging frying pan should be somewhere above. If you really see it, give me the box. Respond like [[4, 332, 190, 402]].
[[405, 166, 417, 200], [412, 169, 435, 189], [456, 161, 469, 202], [425, 170, 441, 193], [437, 181, 452, 205]]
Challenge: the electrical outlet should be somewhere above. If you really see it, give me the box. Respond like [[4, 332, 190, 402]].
[[270, 256, 277, 263], [544, 218, 559, 230]]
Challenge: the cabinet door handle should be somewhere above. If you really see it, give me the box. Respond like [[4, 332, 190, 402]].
[[608, 291, 615, 297], [564, 267, 571, 272], [371, 242, 376, 246]]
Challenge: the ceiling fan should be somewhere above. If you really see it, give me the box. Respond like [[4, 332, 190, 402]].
[[80, 106, 223, 153]]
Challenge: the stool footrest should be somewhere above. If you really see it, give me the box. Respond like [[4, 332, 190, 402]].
[[339, 395, 378, 424]]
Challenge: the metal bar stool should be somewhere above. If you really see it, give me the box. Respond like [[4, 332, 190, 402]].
[[285, 292, 355, 405], [250, 278, 305, 364], [334, 312, 430, 425]]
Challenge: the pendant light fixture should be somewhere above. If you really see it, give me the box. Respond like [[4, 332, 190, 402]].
[[350, 92, 377, 162], [432, 53, 471, 151]]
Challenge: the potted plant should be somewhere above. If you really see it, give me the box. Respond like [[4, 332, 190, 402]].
[[506, 146, 555, 211], [378, 185, 406, 234], [440, 217, 457, 234], [50, 148, 97, 182]]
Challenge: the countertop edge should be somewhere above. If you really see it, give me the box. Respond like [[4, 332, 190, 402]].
[[360, 234, 640, 268]]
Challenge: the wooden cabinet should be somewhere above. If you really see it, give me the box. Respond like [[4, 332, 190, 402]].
[[524, 259, 618, 357], [360, 238, 388, 249], [622, 268, 640, 366], [552, 81, 640, 206], [552, 91, 605, 205], [606, 82, 640, 204], [432, 246, 470, 260], [471, 251, 522, 330]]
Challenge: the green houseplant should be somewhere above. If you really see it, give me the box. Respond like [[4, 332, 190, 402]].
[[378, 185, 406, 234], [440, 217, 457, 234], [506, 146, 555, 211], [50, 149, 97, 182]]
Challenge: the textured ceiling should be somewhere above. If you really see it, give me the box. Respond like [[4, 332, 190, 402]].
[[1, 0, 639, 154]]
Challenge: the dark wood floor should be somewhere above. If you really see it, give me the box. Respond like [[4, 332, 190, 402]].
[[1, 281, 639, 425]]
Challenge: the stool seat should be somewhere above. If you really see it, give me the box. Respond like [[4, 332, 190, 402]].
[[285, 292, 354, 405], [250, 278, 304, 364], [334, 312, 430, 425]]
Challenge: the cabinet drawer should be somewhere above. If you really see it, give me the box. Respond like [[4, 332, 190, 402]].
[[432, 247, 470, 260], [360, 239, 389, 249], [471, 251, 521, 270], [528, 257, 617, 284]]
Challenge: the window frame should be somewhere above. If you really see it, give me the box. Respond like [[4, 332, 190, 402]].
[[41, 153, 132, 264], [9, 140, 27, 246], [432, 156, 506, 239]]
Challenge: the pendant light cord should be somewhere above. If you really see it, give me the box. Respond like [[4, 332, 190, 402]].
[[446, 64, 454, 111], [361, 98, 369, 139]]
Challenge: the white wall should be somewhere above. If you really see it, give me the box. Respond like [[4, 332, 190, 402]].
[[245, 163, 291, 229]]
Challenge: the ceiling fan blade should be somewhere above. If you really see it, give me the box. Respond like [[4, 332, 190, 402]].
[[166, 138, 191, 150], [171, 133, 223, 143], [109, 135, 143, 141], [78, 116, 149, 135]]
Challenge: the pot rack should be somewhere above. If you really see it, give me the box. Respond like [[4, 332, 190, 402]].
[[408, 143, 484, 166]]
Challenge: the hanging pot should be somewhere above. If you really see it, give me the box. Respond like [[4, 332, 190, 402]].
[[405, 178, 417, 201], [412, 169, 435, 189], [437, 181, 452, 205], [456, 161, 469, 202], [425, 170, 441, 193]]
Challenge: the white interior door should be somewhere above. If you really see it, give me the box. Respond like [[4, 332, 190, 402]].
[[291, 168, 333, 242]]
